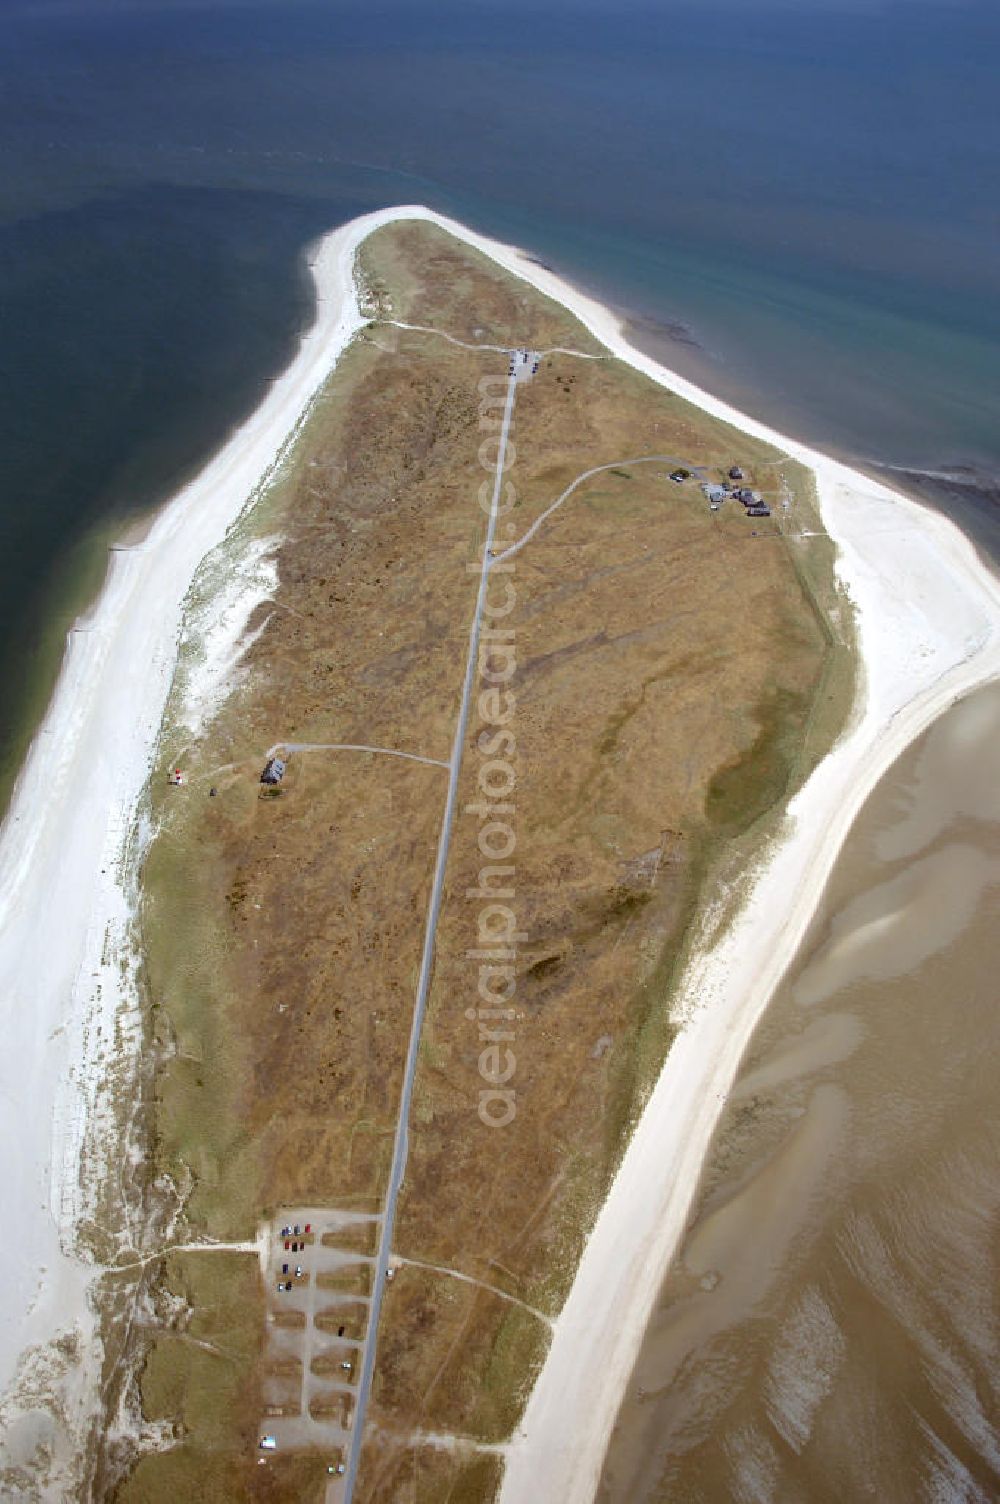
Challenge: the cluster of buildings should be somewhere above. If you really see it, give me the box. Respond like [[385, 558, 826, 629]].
[[702, 465, 771, 518]]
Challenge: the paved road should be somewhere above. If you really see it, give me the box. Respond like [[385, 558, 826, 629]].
[[339, 370, 518, 1503]]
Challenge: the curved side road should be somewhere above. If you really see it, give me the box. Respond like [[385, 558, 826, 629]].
[[266, 740, 449, 770], [339, 369, 518, 1503], [492, 453, 701, 566], [377, 318, 604, 362], [393, 1256, 553, 1329]]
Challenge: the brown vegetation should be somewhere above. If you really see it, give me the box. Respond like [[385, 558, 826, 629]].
[[117, 220, 852, 1501]]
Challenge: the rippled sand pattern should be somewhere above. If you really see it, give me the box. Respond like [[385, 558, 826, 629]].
[[597, 683, 1000, 1504]]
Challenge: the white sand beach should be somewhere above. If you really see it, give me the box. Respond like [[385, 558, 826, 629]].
[[0, 204, 998, 1496], [0, 222, 369, 1479]]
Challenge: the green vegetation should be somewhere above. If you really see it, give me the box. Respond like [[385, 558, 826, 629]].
[[705, 685, 814, 834], [468, 1305, 552, 1442], [116, 1252, 268, 1504], [142, 806, 261, 1239]]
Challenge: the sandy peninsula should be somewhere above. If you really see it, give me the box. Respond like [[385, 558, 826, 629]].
[[0, 205, 998, 1502]]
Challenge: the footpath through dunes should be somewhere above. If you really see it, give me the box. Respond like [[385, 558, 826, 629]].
[[108, 217, 851, 1503]]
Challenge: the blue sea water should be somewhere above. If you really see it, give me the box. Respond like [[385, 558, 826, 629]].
[[0, 0, 998, 798]]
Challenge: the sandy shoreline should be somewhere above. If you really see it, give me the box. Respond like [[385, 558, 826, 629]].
[[0, 204, 998, 1496], [0, 221, 369, 1481]]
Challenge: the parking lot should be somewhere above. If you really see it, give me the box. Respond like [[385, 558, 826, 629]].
[[508, 346, 540, 382], [256, 1206, 383, 1478]]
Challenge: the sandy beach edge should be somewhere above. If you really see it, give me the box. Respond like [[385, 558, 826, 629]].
[[439, 220, 1000, 1499], [0, 204, 997, 1497], [0, 217, 374, 1476]]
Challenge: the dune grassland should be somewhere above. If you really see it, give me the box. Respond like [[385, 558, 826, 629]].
[[107, 221, 853, 1502]]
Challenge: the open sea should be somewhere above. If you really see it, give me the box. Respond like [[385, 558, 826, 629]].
[[1, 0, 999, 805], [1, 4, 999, 1495]]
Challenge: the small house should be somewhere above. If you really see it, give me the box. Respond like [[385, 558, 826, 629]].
[[703, 483, 726, 504], [728, 465, 744, 481], [261, 756, 286, 786], [746, 502, 771, 517]]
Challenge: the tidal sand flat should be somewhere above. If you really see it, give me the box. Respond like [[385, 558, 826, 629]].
[[0, 206, 996, 1502], [598, 681, 1000, 1503], [487, 245, 1000, 1504]]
